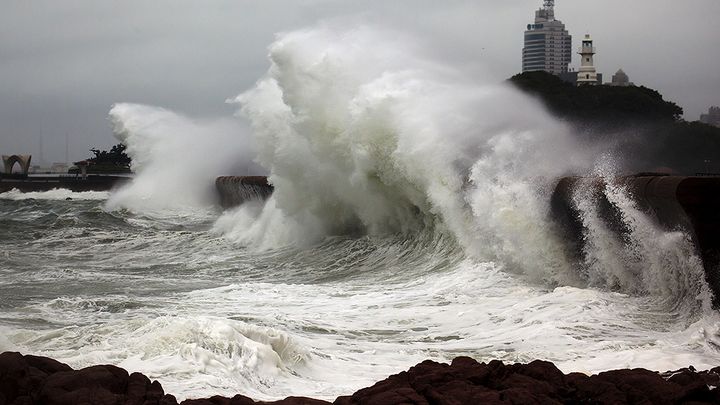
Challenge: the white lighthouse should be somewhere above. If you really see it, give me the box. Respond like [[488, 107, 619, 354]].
[[576, 34, 598, 85]]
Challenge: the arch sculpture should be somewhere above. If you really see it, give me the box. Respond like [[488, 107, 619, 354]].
[[2, 155, 32, 175]]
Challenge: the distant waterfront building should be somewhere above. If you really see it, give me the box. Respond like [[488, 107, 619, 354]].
[[51, 162, 69, 173], [700, 106, 720, 127], [609, 69, 634, 86], [576, 34, 599, 85], [522, 0, 572, 75], [29, 162, 69, 174]]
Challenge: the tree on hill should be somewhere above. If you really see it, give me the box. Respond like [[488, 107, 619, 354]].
[[509, 71, 683, 125], [88, 143, 131, 167], [508, 71, 720, 175], [70, 143, 132, 174]]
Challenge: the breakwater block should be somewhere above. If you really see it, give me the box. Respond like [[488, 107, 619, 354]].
[[215, 176, 273, 209], [551, 175, 720, 305]]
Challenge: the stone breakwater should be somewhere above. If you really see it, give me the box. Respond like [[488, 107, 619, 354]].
[[215, 176, 273, 209], [2, 352, 719, 404], [213, 174, 720, 304], [551, 175, 720, 306]]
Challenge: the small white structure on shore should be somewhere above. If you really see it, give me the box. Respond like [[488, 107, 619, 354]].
[[576, 34, 598, 85], [2, 155, 32, 175], [73, 160, 89, 179]]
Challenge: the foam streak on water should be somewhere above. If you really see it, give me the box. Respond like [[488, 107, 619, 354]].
[[1, 200, 719, 400], [0, 188, 109, 201]]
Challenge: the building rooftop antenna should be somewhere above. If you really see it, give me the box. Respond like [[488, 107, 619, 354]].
[[541, 0, 555, 20]]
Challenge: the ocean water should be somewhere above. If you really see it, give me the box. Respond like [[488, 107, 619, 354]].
[[2, 25, 720, 401]]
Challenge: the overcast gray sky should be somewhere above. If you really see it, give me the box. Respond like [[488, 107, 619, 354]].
[[1, 0, 718, 165]]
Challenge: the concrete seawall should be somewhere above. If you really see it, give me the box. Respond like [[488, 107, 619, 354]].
[[0, 175, 130, 193], [551, 175, 720, 305], [215, 176, 273, 208]]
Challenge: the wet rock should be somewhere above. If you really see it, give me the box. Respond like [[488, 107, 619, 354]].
[[2, 352, 720, 405], [0, 352, 175, 405], [181, 395, 330, 405], [335, 357, 572, 405], [335, 357, 720, 405], [0, 351, 72, 405]]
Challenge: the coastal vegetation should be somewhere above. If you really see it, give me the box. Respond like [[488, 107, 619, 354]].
[[509, 72, 720, 174], [70, 143, 132, 174]]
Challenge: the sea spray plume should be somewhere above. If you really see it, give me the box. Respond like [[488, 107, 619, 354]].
[[229, 25, 589, 273], [233, 28, 450, 242], [570, 159, 713, 314], [106, 103, 260, 213], [602, 181, 710, 312]]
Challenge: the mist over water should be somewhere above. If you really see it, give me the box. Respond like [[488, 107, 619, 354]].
[[228, 27, 587, 253], [106, 103, 261, 213], [1, 25, 719, 401]]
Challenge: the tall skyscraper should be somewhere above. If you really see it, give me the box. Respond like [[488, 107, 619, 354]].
[[522, 0, 572, 75]]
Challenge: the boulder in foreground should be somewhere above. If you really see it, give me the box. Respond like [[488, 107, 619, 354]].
[[2, 351, 720, 405]]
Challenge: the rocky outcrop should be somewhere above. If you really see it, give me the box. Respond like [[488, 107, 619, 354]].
[[0, 352, 324, 405], [0, 351, 174, 405], [335, 357, 720, 404], [2, 352, 720, 405], [181, 396, 328, 405]]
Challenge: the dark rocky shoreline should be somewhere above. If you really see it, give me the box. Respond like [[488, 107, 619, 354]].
[[1, 351, 719, 405]]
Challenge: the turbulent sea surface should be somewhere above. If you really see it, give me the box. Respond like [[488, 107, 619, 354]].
[[2, 25, 720, 402]]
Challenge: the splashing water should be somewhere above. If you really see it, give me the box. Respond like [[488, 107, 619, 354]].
[[221, 26, 714, 309], [106, 103, 261, 214], [229, 27, 587, 254], [0, 189, 109, 201], [218, 24, 718, 324], [571, 161, 713, 316], [2, 24, 719, 402]]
